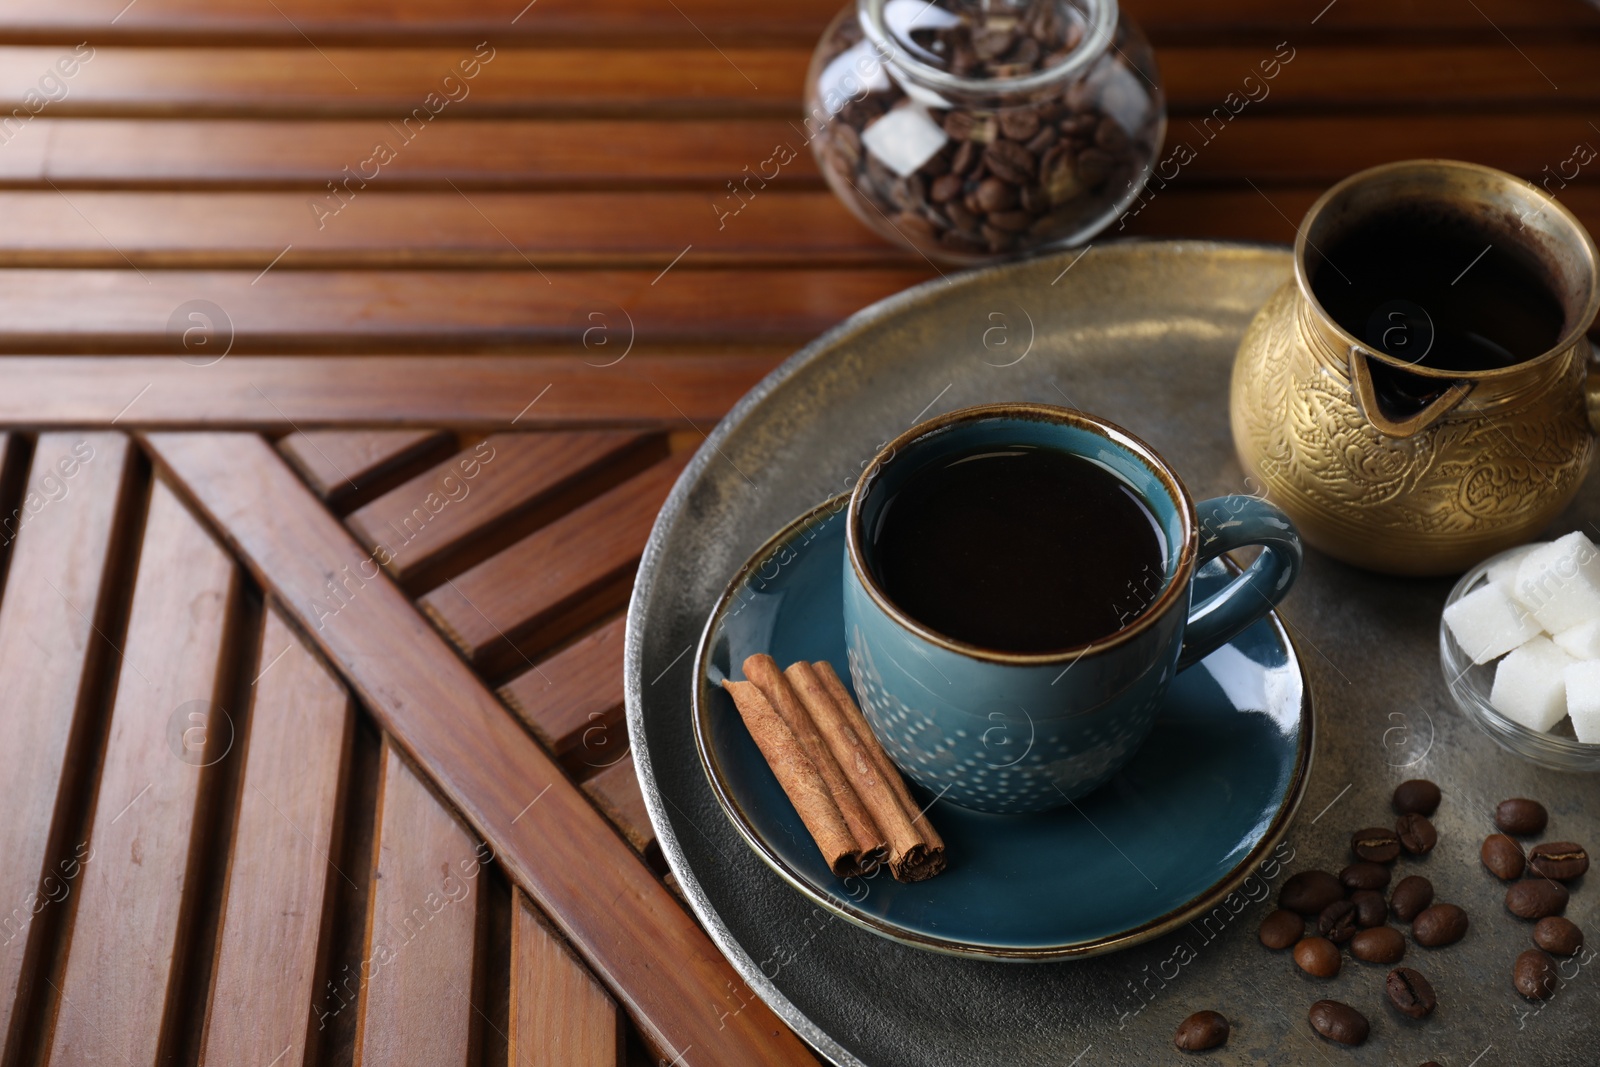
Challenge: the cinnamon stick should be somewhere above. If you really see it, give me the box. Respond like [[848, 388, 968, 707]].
[[720, 680, 871, 877], [783, 661, 946, 882], [740, 655, 888, 872], [812, 660, 942, 846]]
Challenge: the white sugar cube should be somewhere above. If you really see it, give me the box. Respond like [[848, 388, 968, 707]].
[[1444, 581, 1543, 664], [1555, 619, 1600, 661], [1491, 636, 1578, 732], [1568, 661, 1600, 744], [1486, 544, 1538, 591], [1512, 531, 1600, 634], [861, 106, 948, 178]]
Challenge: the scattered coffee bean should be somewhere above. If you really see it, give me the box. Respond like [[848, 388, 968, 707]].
[[1174, 1010, 1229, 1051], [1389, 875, 1434, 922], [1351, 926, 1406, 964], [1318, 899, 1360, 943], [1393, 779, 1441, 816], [1352, 826, 1401, 863], [1413, 903, 1469, 946], [1294, 936, 1342, 978], [1534, 916, 1583, 955], [1352, 889, 1388, 928], [1481, 834, 1526, 880], [1385, 966, 1437, 1018], [1340, 861, 1391, 891], [1308, 1000, 1369, 1046], [1506, 879, 1568, 920], [1528, 841, 1588, 881], [1495, 797, 1548, 836], [1280, 870, 1344, 915], [1396, 813, 1438, 855], [1259, 908, 1305, 950], [1513, 948, 1558, 1000]]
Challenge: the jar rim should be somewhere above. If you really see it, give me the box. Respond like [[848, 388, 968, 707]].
[[857, 0, 1119, 99]]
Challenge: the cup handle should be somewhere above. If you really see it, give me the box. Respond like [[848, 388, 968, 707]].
[[1176, 496, 1303, 671]]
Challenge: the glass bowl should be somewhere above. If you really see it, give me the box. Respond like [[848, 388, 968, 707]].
[[1441, 546, 1600, 772]]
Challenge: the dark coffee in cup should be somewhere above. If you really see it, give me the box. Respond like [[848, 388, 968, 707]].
[[1310, 205, 1566, 373], [867, 443, 1167, 652]]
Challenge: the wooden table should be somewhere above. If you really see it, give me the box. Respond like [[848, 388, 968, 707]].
[[0, 1, 1596, 1064]]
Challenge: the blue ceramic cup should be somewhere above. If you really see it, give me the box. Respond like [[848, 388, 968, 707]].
[[844, 403, 1301, 813]]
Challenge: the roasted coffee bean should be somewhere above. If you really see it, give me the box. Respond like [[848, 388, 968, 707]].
[[1340, 861, 1391, 891], [1396, 813, 1438, 855], [1385, 966, 1437, 1018], [929, 173, 964, 204], [972, 176, 1015, 213], [950, 140, 980, 176], [1094, 116, 1129, 152], [1294, 936, 1342, 978], [980, 224, 1014, 253], [1496, 797, 1548, 836], [1528, 841, 1588, 881], [983, 139, 1037, 185], [1393, 778, 1441, 815], [1507, 879, 1568, 920], [997, 108, 1040, 142], [944, 200, 980, 235], [1018, 184, 1047, 213], [1280, 870, 1344, 915], [1074, 147, 1113, 186], [1024, 125, 1058, 155], [1318, 899, 1359, 943], [1481, 834, 1526, 880], [1173, 1010, 1229, 1051], [1352, 889, 1388, 928], [1351, 926, 1406, 964], [1413, 903, 1469, 946], [1533, 916, 1584, 956], [1352, 826, 1402, 863], [893, 212, 936, 244], [1308, 1000, 1369, 1046], [985, 210, 1034, 233], [1514, 949, 1558, 1000], [944, 110, 979, 141], [1258, 908, 1305, 950], [1389, 875, 1434, 922]]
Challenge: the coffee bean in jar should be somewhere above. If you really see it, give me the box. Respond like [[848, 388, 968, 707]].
[[804, 0, 1164, 264]]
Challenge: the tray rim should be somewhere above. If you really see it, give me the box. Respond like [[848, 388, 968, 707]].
[[625, 238, 1299, 1066], [692, 489, 1315, 961]]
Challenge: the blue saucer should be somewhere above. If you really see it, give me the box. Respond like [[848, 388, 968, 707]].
[[693, 495, 1313, 961]]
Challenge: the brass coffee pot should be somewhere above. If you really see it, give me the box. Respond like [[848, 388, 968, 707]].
[[1231, 160, 1600, 576]]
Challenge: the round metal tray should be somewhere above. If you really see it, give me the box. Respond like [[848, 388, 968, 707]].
[[626, 241, 1600, 1066]]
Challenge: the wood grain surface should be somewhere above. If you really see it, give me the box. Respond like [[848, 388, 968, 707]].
[[143, 431, 818, 1066], [41, 479, 240, 1066], [509, 892, 624, 1067], [201, 609, 352, 1067]]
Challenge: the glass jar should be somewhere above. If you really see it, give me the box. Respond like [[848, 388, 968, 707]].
[[804, 0, 1164, 264]]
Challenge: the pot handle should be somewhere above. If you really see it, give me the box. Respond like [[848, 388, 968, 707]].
[[1348, 345, 1473, 439], [1587, 335, 1600, 435]]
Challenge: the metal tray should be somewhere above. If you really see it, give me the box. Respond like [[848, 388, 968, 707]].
[[625, 241, 1600, 1066]]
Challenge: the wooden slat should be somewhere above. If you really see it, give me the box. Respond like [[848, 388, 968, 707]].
[[354, 740, 481, 1067], [509, 892, 623, 1067], [3, 110, 1595, 197], [7, 46, 1600, 118], [0, 119, 813, 188], [345, 431, 661, 585], [582, 754, 654, 855], [499, 615, 626, 762], [0, 47, 788, 118], [0, 268, 930, 352], [202, 609, 353, 1067], [0, 434, 131, 1055], [0, 191, 899, 269], [0, 354, 785, 428], [142, 432, 816, 1067], [279, 429, 451, 504], [43, 479, 240, 1066], [418, 451, 689, 673], [0, 0, 1589, 43]]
